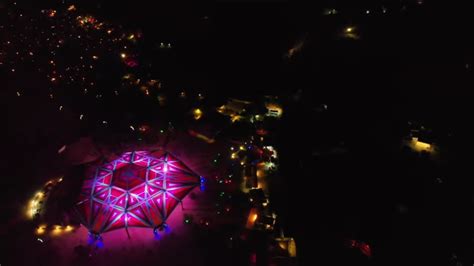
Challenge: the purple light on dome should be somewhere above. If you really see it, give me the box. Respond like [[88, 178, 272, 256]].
[[76, 151, 200, 235]]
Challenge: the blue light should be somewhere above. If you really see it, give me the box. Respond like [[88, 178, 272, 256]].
[[96, 238, 104, 249], [87, 232, 95, 245], [200, 176, 206, 191], [153, 230, 161, 240]]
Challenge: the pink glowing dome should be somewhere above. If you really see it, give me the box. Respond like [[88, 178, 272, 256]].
[[75, 150, 200, 234]]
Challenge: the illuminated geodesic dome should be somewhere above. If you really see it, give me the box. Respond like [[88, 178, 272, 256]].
[[75, 151, 200, 234]]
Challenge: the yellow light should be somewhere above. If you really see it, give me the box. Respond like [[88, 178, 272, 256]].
[[52, 225, 62, 235], [120, 53, 126, 59], [240, 161, 245, 166], [193, 108, 203, 120], [231, 152, 238, 160], [67, 5, 76, 11], [28, 197, 40, 218], [411, 137, 432, 152], [346, 27, 354, 33], [288, 238, 297, 257], [107, 29, 112, 34], [239, 145, 245, 151], [265, 103, 283, 117], [279, 241, 288, 250], [217, 105, 226, 113], [128, 34, 135, 40], [65, 225, 73, 232], [36, 225, 47, 235], [230, 114, 242, 123]]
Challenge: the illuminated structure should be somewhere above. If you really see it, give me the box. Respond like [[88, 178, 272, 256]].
[[409, 137, 433, 153], [76, 151, 200, 235]]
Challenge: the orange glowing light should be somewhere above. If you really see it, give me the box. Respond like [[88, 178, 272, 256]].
[[252, 214, 258, 222], [52, 225, 62, 235], [36, 225, 47, 235]]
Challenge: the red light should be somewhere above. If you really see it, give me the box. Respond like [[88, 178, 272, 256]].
[[359, 243, 372, 257]]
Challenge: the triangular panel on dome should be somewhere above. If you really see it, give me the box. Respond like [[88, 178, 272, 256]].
[[128, 193, 140, 206], [165, 153, 194, 173], [129, 204, 149, 222], [139, 198, 162, 226], [102, 162, 115, 171], [102, 173, 113, 185], [114, 159, 128, 170], [121, 153, 133, 163], [95, 188, 109, 201], [129, 185, 146, 199], [147, 184, 161, 195], [167, 185, 195, 200], [150, 163, 166, 174], [127, 214, 150, 227], [93, 184, 109, 196], [103, 212, 125, 232], [110, 187, 124, 197], [163, 193, 180, 218], [149, 179, 164, 189], [132, 152, 149, 166], [134, 151, 149, 156], [91, 204, 112, 233], [96, 168, 112, 179], [166, 171, 200, 184], [146, 168, 161, 180], [115, 195, 128, 209], [147, 196, 164, 217]]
